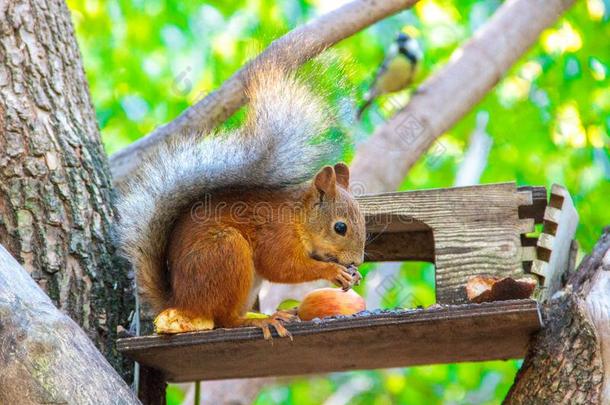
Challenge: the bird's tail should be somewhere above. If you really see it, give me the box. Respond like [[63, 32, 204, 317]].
[[357, 87, 379, 120], [356, 97, 374, 120]]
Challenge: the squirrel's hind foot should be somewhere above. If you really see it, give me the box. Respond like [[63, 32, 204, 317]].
[[154, 308, 214, 334], [269, 309, 299, 323], [236, 317, 293, 341]]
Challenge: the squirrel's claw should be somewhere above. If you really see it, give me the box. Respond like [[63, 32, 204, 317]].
[[347, 265, 362, 286], [269, 319, 293, 341], [333, 267, 354, 291], [260, 322, 272, 340], [246, 317, 293, 341], [271, 309, 300, 323], [331, 265, 362, 290]]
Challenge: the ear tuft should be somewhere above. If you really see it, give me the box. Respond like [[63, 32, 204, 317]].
[[334, 163, 350, 189], [314, 166, 336, 199]]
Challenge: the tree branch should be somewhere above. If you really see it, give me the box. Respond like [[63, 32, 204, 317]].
[[505, 228, 610, 403], [0, 245, 139, 404], [453, 112, 492, 187], [350, 0, 576, 193], [109, 0, 419, 184]]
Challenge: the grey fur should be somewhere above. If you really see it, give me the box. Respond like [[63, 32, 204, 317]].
[[116, 67, 339, 311]]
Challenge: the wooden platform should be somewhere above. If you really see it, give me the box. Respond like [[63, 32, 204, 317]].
[[118, 183, 551, 389], [118, 300, 542, 382]]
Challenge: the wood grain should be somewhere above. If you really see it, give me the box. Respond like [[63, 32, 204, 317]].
[[531, 184, 579, 301], [360, 185, 546, 269], [118, 300, 541, 382], [358, 182, 543, 303]]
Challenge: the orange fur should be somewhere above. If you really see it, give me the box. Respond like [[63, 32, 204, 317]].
[[165, 165, 366, 329]]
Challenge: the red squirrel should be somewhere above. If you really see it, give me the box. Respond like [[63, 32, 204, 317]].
[[117, 64, 366, 339]]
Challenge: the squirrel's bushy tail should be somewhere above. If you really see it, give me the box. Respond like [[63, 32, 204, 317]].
[[117, 64, 338, 312]]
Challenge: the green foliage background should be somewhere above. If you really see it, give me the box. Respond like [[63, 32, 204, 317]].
[[66, 0, 609, 403]]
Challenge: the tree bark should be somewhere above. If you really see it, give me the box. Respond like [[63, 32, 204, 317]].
[[505, 227, 610, 403], [350, 0, 576, 193], [0, 245, 139, 404], [0, 0, 132, 376], [108, 0, 420, 184]]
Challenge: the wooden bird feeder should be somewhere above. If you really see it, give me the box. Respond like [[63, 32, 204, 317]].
[[118, 182, 579, 401]]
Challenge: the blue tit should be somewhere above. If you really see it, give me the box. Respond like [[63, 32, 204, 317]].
[[357, 32, 422, 119]]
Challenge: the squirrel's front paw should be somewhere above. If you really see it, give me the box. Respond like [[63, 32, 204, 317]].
[[328, 264, 355, 291], [347, 265, 362, 286]]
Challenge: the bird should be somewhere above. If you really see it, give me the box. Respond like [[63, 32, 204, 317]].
[[357, 32, 422, 119]]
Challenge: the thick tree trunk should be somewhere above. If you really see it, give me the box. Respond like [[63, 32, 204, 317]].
[[505, 228, 610, 403], [0, 0, 132, 376], [0, 245, 138, 404]]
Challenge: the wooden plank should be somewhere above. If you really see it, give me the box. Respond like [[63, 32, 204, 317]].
[[531, 184, 579, 301], [518, 218, 536, 234], [517, 185, 547, 223], [138, 366, 166, 405], [358, 182, 530, 303], [520, 246, 537, 261], [521, 235, 538, 273], [118, 300, 541, 382], [517, 186, 546, 273]]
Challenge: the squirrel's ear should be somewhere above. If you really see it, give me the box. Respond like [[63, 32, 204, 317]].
[[313, 166, 337, 199], [334, 163, 350, 189]]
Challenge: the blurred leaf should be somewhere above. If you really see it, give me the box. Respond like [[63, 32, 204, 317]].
[[166, 384, 185, 405], [277, 299, 301, 311]]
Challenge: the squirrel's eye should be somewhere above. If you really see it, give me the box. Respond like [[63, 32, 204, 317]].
[[334, 221, 347, 236]]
